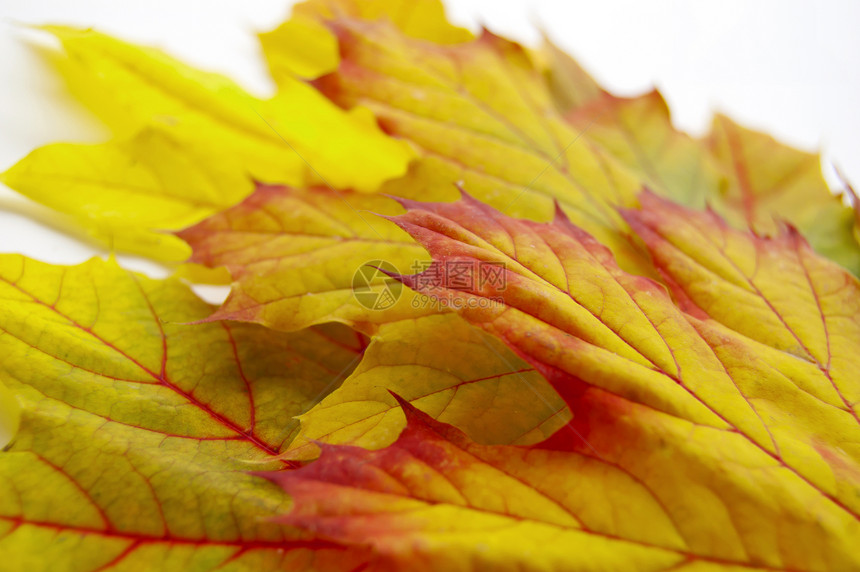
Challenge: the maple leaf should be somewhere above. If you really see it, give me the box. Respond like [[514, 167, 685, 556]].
[[0, 255, 370, 570], [260, 0, 472, 81], [561, 91, 860, 277], [176, 183, 432, 331], [348, 191, 860, 569], [1, 26, 413, 260], [310, 17, 651, 273], [200, 5, 857, 343], [560, 88, 860, 275], [265, 396, 860, 571], [183, 10, 659, 332], [3, 1, 859, 569], [285, 11, 860, 276], [705, 114, 860, 274]]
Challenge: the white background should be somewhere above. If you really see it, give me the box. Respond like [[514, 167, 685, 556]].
[[1, 0, 858, 280]]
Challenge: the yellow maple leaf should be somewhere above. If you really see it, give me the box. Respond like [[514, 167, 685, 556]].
[[259, 0, 472, 81], [286, 313, 569, 460], [2, 26, 414, 260], [0, 255, 369, 569]]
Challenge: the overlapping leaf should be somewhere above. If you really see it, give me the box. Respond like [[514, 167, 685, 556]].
[[266, 400, 689, 572], [706, 114, 860, 273], [0, 255, 369, 570], [1, 26, 413, 260], [2, 1, 859, 570], [177, 183, 432, 331], [312, 18, 651, 273], [182, 8, 858, 347], [298, 13, 860, 276], [556, 88, 860, 274], [286, 313, 569, 460], [260, 0, 472, 81], [189, 11, 661, 333]]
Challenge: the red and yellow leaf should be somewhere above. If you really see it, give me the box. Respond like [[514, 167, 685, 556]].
[[374, 192, 860, 568], [186, 11, 860, 338], [312, 18, 651, 273], [269, 10, 860, 276], [3, 3, 860, 569], [176, 183, 431, 331], [0, 255, 368, 570], [265, 397, 860, 570]]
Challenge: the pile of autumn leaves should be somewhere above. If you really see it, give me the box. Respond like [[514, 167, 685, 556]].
[[1, 1, 860, 570]]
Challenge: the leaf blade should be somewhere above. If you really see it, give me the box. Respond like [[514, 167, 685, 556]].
[[707, 114, 860, 274], [0, 255, 369, 570], [288, 314, 569, 459], [265, 398, 860, 570], [376, 192, 860, 568], [177, 183, 433, 331]]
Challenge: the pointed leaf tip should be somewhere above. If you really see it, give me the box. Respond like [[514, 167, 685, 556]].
[[386, 390, 433, 425], [552, 199, 572, 225]]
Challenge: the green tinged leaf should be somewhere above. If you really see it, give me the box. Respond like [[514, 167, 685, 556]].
[[0, 255, 367, 570]]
